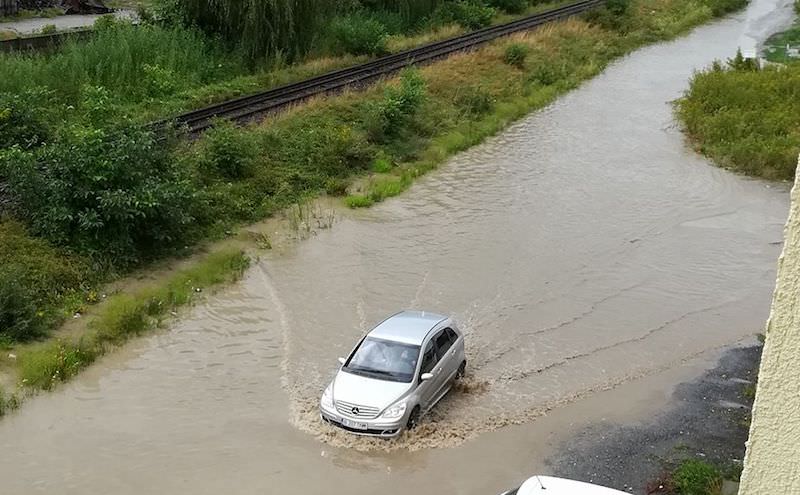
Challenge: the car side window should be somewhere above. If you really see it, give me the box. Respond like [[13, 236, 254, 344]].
[[420, 341, 437, 375], [435, 329, 453, 360], [445, 328, 458, 346]]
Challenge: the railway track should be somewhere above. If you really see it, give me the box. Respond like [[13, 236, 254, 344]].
[[163, 0, 605, 134]]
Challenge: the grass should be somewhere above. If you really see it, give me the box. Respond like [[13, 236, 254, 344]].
[[0, 384, 19, 417], [671, 459, 724, 495], [16, 249, 249, 391], [675, 60, 800, 181]]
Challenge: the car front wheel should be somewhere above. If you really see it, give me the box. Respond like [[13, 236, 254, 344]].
[[406, 406, 421, 430]]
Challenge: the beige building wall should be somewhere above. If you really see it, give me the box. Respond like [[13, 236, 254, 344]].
[[739, 157, 800, 495]]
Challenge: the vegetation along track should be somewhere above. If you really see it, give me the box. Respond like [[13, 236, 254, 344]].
[[163, 0, 605, 134]]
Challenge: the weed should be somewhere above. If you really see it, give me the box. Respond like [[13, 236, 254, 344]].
[[504, 42, 529, 68], [39, 24, 56, 35], [672, 459, 723, 495], [0, 385, 19, 417]]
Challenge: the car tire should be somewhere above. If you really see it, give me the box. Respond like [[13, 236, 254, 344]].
[[456, 361, 466, 379], [406, 406, 421, 430]]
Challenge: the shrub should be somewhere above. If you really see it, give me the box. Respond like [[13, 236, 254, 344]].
[[199, 120, 257, 179], [583, 0, 632, 31], [330, 14, 389, 56], [367, 68, 427, 140], [0, 89, 54, 150], [504, 42, 529, 68], [488, 0, 527, 14], [325, 177, 350, 196], [0, 221, 89, 342], [0, 123, 197, 264], [672, 460, 722, 495], [0, 265, 49, 342], [432, 0, 496, 30]]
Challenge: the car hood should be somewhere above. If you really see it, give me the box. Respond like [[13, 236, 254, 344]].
[[332, 370, 413, 410]]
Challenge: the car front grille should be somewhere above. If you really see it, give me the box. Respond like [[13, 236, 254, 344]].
[[335, 400, 380, 419]]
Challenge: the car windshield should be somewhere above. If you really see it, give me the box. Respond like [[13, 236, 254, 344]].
[[344, 337, 420, 383]]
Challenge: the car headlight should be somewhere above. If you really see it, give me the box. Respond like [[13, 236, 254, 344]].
[[381, 401, 407, 419], [321, 385, 334, 409]]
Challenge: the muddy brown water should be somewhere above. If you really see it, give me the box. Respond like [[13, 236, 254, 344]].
[[1, 2, 795, 493]]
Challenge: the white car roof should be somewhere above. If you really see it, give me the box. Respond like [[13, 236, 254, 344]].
[[368, 311, 448, 345], [517, 476, 629, 495]]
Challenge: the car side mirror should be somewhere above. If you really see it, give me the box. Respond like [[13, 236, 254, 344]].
[[338, 357, 346, 365], [420, 372, 434, 381]]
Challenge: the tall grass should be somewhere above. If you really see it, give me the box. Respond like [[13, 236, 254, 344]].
[[0, 19, 244, 102], [676, 61, 800, 180]]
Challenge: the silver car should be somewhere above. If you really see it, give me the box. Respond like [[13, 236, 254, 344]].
[[320, 311, 466, 437]]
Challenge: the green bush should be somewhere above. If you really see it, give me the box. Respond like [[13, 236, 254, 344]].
[[0, 265, 49, 342], [583, 0, 632, 31], [0, 123, 197, 264], [0, 90, 54, 150], [672, 460, 722, 495], [0, 221, 89, 342], [504, 42, 529, 68], [199, 120, 257, 179], [432, 0, 496, 29], [488, 0, 527, 14], [367, 68, 427, 140], [330, 14, 389, 56]]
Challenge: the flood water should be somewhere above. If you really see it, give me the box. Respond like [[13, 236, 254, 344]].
[[1, 2, 795, 494]]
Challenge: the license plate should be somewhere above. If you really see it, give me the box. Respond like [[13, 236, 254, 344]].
[[341, 418, 368, 430]]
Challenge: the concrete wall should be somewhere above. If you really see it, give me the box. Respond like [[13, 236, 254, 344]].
[[739, 157, 800, 494]]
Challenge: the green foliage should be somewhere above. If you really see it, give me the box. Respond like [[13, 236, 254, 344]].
[[367, 68, 427, 141], [0, 20, 243, 104], [0, 89, 54, 150], [727, 49, 760, 71], [504, 42, 529, 68], [0, 385, 19, 417], [0, 123, 197, 264], [455, 85, 494, 115], [0, 221, 89, 342], [583, 0, 632, 32], [488, 0, 528, 14], [199, 120, 257, 179], [39, 24, 57, 35], [0, 265, 49, 342], [432, 0, 495, 29], [330, 13, 389, 56], [169, 0, 328, 64], [19, 340, 99, 390], [672, 460, 722, 495], [676, 60, 800, 180]]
